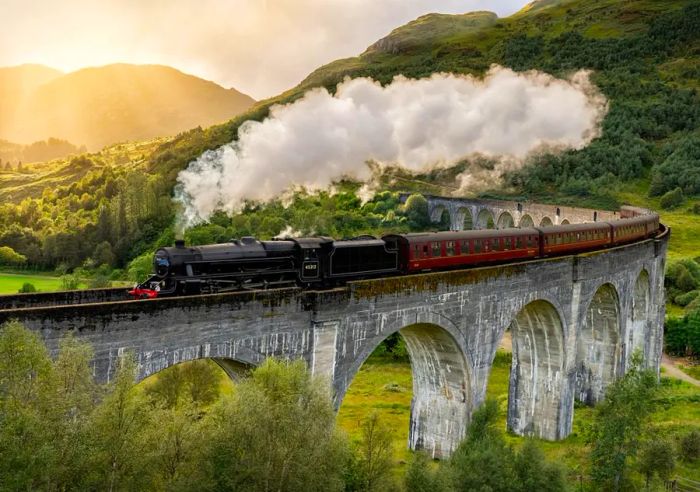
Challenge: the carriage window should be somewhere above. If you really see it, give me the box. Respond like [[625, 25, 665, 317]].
[[432, 242, 441, 257], [492, 239, 501, 251], [527, 236, 533, 248], [484, 240, 491, 252], [413, 244, 420, 259], [474, 240, 481, 253], [516, 237, 524, 249], [461, 240, 469, 254], [505, 237, 511, 250], [422, 244, 429, 257], [446, 241, 455, 256]]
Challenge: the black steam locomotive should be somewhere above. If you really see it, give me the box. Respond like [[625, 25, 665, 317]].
[[129, 236, 399, 298]]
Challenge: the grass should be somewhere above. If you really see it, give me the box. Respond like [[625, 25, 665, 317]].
[[678, 363, 700, 381], [615, 179, 700, 262], [336, 356, 414, 469], [0, 272, 86, 294], [337, 349, 700, 485], [0, 268, 133, 295]]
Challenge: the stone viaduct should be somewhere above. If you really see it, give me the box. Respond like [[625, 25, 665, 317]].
[[404, 193, 622, 230], [0, 199, 669, 458]]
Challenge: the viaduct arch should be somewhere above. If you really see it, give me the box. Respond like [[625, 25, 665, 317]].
[[0, 200, 668, 459], [413, 194, 620, 231]]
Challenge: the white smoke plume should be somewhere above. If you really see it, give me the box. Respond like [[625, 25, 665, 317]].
[[175, 65, 607, 228]]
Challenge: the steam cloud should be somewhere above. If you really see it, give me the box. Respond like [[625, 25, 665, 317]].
[[175, 65, 607, 228]]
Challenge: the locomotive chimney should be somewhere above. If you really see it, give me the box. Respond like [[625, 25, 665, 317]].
[[175, 239, 185, 249]]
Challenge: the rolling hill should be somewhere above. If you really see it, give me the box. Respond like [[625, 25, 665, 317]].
[[0, 64, 255, 151]]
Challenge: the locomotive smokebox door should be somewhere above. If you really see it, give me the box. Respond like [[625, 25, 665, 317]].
[[301, 260, 320, 280]]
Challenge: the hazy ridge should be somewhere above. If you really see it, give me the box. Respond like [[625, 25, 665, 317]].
[[0, 63, 255, 151]]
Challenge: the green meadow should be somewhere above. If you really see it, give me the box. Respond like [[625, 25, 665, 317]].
[[0, 272, 83, 294], [615, 180, 700, 262], [336, 350, 700, 484]]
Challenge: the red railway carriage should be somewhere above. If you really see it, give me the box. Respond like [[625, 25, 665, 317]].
[[540, 222, 612, 257], [610, 215, 659, 246], [383, 229, 540, 273]]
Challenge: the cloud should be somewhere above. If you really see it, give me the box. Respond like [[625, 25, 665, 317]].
[[175, 66, 608, 227]]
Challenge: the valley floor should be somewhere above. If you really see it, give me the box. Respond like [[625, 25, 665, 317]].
[[0, 272, 79, 294], [337, 351, 700, 486]]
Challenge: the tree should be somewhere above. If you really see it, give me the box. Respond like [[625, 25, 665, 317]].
[[405, 451, 452, 492], [513, 439, 567, 492], [85, 356, 151, 491], [141, 404, 202, 490], [0, 321, 54, 490], [47, 334, 99, 489], [350, 412, 395, 492], [403, 194, 431, 230], [679, 429, 700, 462], [180, 359, 222, 406], [145, 359, 222, 410], [659, 187, 684, 210], [637, 438, 675, 489], [588, 354, 659, 491], [449, 399, 517, 491], [0, 245, 27, 265], [93, 241, 116, 267], [192, 358, 349, 492]]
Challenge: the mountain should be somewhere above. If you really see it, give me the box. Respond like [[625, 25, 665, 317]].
[[0, 64, 255, 151], [364, 11, 498, 55], [0, 64, 62, 100]]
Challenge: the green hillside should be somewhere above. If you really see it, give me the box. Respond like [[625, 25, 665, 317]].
[[0, 0, 698, 283]]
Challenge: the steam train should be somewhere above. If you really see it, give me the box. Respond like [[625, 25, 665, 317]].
[[128, 210, 660, 299]]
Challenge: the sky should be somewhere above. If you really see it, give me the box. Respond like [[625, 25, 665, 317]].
[[1, 0, 530, 99]]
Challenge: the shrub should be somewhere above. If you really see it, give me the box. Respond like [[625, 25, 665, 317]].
[[693, 203, 700, 215], [637, 438, 676, 487], [660, 187, 684, 209], [677, 267, 698, 292], [60, 275, 80, 290], [675, 290, 700, 307], [88, 274, 111, 289], [0, 245, 27, 265], [18, 282, 36, 293], [679, 429, 700, 462]]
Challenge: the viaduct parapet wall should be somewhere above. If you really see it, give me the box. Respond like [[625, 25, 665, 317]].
[[0, 231, 669, 458]]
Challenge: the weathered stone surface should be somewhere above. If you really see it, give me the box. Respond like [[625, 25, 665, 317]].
[[0, 229, 668, 458], [0, 287, 127, 310]]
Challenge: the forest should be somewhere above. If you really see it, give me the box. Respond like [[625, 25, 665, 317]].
[[0, 0, 698, 370]]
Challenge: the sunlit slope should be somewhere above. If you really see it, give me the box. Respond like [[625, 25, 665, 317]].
[[0, 65, 64, 140], [0, 64, 255, 150], [300, 0, 690, 88]]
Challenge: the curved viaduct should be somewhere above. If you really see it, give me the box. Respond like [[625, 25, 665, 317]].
[[409, 193, 623, 230], [0, 200, 669, 458]]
